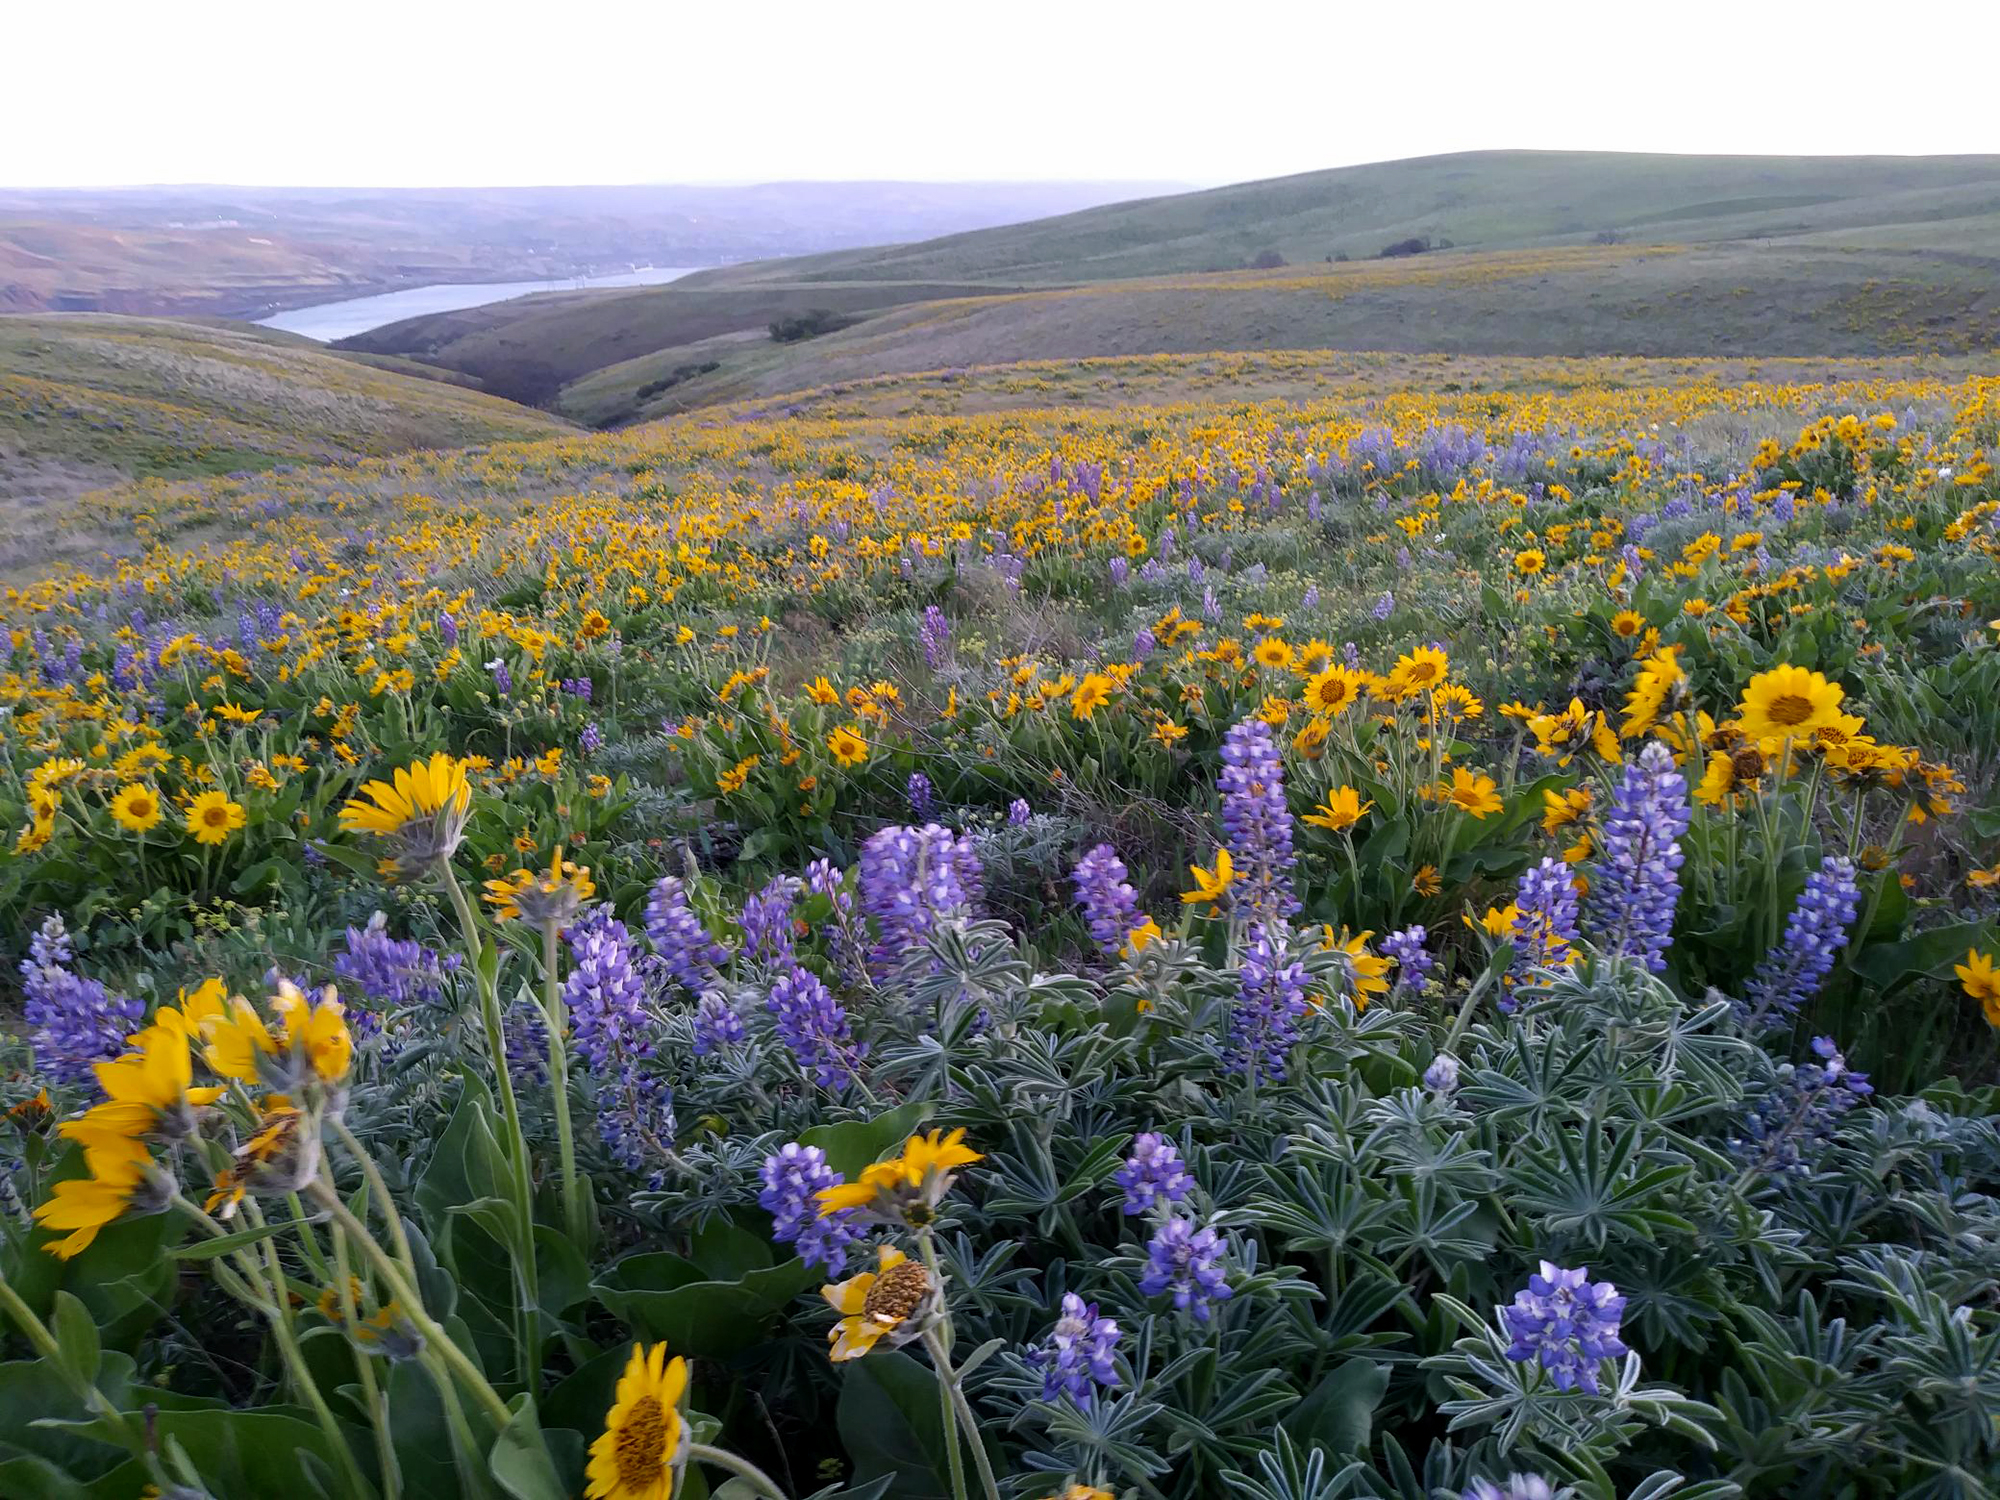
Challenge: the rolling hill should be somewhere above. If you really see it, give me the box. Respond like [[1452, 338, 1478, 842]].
[[0, 314, 574, 506], [343, 151, 2000, 426]]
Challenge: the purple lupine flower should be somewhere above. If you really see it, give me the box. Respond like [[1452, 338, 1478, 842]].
[[1026, 1293, 1121, 1405], [1227, 921, 1309, 1080], [759, 1142, 863, 1275], [1071, 843, 1145, 958], [1507, 858, 1580, 1006], [906, 771, 934, 820], [919, 606, 952, 669], [858, 823, 976, 972], [597, 1061, 674, 1184], [1742, 856, 1861, 1024], [1424, 1053, 1460, 1095], [692, 991, 745, 1055], [1008, 798, 1032, 825], [1381, 925, 1433, 992], [437, 612, 458, 647], [1729, 1036, 1873, 1177], [739, 875, 800, 970], [644, 875, 728, 991], [561, 677, 593, 701], [334, 911, 453, 1008], [806, 857, 866, 984], [505, 1001, 549, 1083], [564, 910, 650, 1072], [1501, 1262, 1630, 1393], [1139, 1216, 1232, 1321], [1108, 556, 1130, 586], [1301, 583, 1320, 612], [766, 966, 864, 1090], [1342, 640, 1361, 670], [1216, 717, 1297, 918], [1371, 591, 1395, 621], [488, 659, 512, 696], [579, 721, 603, 755], [1116, 1132, 1193, 1214], [1464, 1477, 1557, 1500], [1585, 741, 1690, 973], [20, 914, 144, 1092], [1133, 628, 1157, 658]]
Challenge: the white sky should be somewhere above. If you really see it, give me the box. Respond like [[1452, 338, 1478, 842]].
[[5, 0, 1997, 189]]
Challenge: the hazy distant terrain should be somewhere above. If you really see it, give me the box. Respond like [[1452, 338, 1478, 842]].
[[0, 180, 1185, 318], [339, 151, 2000, 422]]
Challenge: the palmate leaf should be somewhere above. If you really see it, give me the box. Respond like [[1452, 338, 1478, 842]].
[[1508, 1123, 1696, 1248]]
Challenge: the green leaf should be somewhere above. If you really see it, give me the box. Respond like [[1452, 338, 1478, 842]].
[[1279, 1357, 1386, 1456], [489, 1395, 567, 1500], [49, 1293, 99, 1387], [590, 1251, 821, 1360], [835, 1351, 953, 1499], [1856, 917, 1993, 992], [798, 1100, 934, 1180], [171, 1224, 286, 1261]]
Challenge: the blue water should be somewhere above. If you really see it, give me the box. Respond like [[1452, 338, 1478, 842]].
[[256, 265, 699, 342]]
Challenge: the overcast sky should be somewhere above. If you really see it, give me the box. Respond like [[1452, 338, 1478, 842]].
[[7, 0, 1997, 188]]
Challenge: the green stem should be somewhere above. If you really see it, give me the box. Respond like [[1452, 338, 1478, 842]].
[[919, 1327, 969, 1500], [440, 872, 541, 1382], [686, 1443, 791, 1499], [335, 1223, 401, 1500], [540, 919, 586, 1247], [241, 1217, 375, 1499], [916, 1234, 1000, 1500], [310, 1182, 515, 1435], [1442, 965, 1497, 1056], [329, 1116, 420, 1283]]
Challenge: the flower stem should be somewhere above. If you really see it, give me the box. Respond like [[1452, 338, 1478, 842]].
[[539, 918, 587, 1247], [686, 1443, 791, 1499], [310, 1181, 516, 1434]]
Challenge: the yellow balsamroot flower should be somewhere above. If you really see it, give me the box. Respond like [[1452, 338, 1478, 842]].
[[815, 1128, 982, 1227], [185, 790, 246, 846], [60, 1021, 221, 1158], [111, 782, 163, 832], [1302, 664, 1367, 717], [338, 752, 473, 876], [1124, 918, 1163, 957], [822, 1243, 937, 1361], [827, 725, 870, 767], [33, 1135, 164, 1260], [1412, 864, 1442, 897], [1181, 848, 1235, 906], [207, 981, 353, 1091], [1251, 636, 1293, 672], [1071, 673, 1115, 720], [1513, 548, 1548, 576], [1620, 648, 1686, 738], [1542, 786, 1592, 833], [584, 1342, 687, 1500], [1323, 927, 1392, 1008], [1303, 786, 1372, 833], [1958, 949, 2000, 1027], [1442, 766, 1503, 819], [1736, 665, 1849, 746], [484, 847, 596, 924], [1041, 1488, 1114, 1500], [1383, 646, 1449, 701]]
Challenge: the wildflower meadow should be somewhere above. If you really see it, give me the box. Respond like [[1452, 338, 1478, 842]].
[[3, 353, 1999, 1499]]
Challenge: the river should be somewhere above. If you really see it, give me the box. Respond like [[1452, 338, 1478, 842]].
[[255, 265, 700, 342]]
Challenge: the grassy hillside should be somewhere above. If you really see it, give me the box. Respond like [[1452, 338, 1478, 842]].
[[684, 149, 2000, 285], [559, 240, 2000, 425], [0, 314, 573, 513], [351, 152, 2000, 426], [337, 278, 1020, 407]]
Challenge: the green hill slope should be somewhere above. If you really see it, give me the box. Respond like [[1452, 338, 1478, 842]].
[[0, 314, 575, 502], [353, 152, 2000, 426], [685, 149, 2000, 285]]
